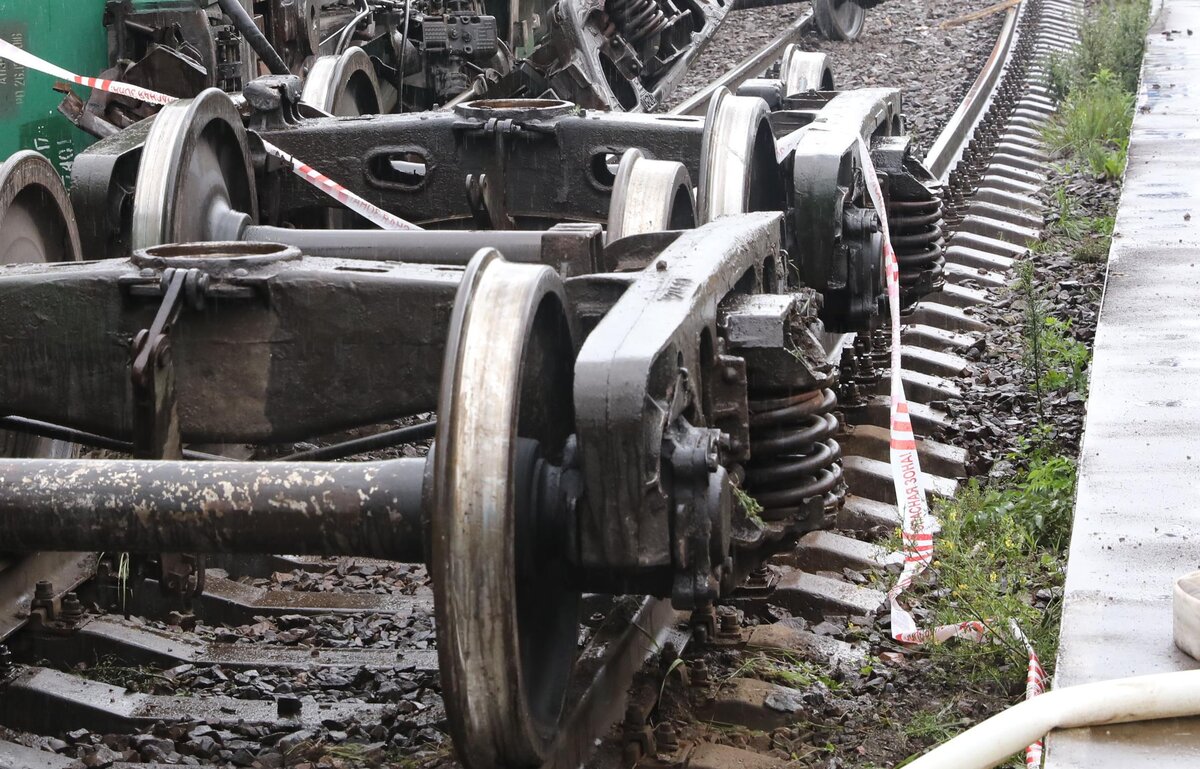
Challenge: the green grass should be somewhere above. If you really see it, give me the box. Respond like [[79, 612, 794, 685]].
[[1034, 317, 1090, 396], [1016, 262, 1092, 409], [1036, 183, 1114, 263], [1044, 0, 1151, 180], [726, 650, 842, 691], [1047, 0, 1151, 98], [898, 701, 1025, 768], [903, 704, 961, 744], [1044, 69, 1133, 179], [921, 442, 1074, 689]]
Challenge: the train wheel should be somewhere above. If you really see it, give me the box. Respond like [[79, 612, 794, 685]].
[[131, 88, 257, 250], [0, 151, 80, 265], [301, 47, 383, 116], [0, 151, 80, 457], [432, 249, 581, 769], [697, 88, 783, 223], [606, 148, 696, 242], [780, 45, 834, 93], [813, 0, 865, 41]]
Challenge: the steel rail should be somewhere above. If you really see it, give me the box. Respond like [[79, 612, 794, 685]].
[[544, 598, 691, 769], [0, 416, 223, 461], [670, 9, 815, 116], [275, 419, 437, 461], [923, 4, 1021, 181]]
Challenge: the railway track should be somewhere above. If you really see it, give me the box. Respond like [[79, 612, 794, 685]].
[[0, 1, 1080, 767]]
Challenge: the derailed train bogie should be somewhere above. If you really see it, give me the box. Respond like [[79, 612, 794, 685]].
[[92, 0, 736, 117], [1, 61, 931, 769], [56, 74, 946, 582], [87, 0, 865, 124]]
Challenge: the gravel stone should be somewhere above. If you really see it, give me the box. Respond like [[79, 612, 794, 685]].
[[668, 0, 1006, 154]]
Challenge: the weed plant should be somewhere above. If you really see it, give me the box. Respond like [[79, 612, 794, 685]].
[[726, 649, 843, 691], [80, 656, 173, 691], [1034, 318, 1090, 395], [1016, 263, 1048, 418], [1017, 262, 1091, 405], [1051, 0, 1151, 96], [1044, 69, 1133, 179], [732, 484, 765, 526], [923, 441, 1074, 686], [1044, 0, 1149, 179], [902, 704, 961, 744]]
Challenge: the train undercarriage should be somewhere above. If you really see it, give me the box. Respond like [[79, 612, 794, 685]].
[[0, 0, 960, 765]]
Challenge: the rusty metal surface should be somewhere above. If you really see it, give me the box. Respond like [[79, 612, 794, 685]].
[[788, 88, 902, 329], [573, 212, 781, 578], [1048, 1, 1200, 764], [0, 553, 97, 642], [249, 106, 707, 228], [545, 597, 690, 769], [241, 225, 606, 277]]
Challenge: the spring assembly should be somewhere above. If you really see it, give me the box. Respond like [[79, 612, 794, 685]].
[[604, 0, 670, 45], [743, 387, 846, 533], [887, 184, 946, 312]]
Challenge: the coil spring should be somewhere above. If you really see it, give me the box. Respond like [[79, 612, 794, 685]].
[[887, 186, 946, 311], [744, 387, 846, 532], [604, 0, 669, 45]]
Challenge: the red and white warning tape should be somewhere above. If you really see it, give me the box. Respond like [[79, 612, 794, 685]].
[[263, 143, 420, 231], [0, 39, 420, 232], [855, 137, 1047, 767]]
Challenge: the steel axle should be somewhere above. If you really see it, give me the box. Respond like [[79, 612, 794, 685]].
[[240, 223, 606, 275], [0, 458, 427, 561]]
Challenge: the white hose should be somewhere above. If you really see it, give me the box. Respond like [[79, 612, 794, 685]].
[[904, 669, 1200, 769]]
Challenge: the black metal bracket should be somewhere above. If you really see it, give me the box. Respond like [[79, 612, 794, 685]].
[[131, 267, 207, 460], [130, 267, 210, 601]]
